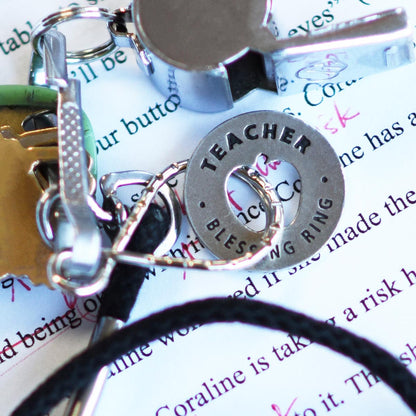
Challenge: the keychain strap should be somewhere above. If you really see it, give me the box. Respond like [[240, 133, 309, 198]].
[[13, 297, 416, 416], [98, 203, 170, 322]]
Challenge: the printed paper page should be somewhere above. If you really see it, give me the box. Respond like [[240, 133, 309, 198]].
[[0, 1, 416, 415]]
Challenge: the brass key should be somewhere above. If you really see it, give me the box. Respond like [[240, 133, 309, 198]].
[[0, 85, 96, 286], [0, 110, 58, 285]]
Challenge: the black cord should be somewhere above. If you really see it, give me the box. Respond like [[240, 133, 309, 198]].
[[12, 297, 416, 416], [98, 203, 170, 322]]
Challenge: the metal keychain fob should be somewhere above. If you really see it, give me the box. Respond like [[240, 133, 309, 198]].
[[127, 1, 414, 111], [184, 110, 344, 270]]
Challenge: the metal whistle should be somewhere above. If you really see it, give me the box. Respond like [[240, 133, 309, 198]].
[[32, 3, 415, 112], [123, 2, 414, 111]]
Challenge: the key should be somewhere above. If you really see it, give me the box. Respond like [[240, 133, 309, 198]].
[[0, 89, 58, 285], [0, 85, 97, 286]]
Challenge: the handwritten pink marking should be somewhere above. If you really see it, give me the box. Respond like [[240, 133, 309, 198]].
[[0, 304, 99, 376], [320, 115, 338, 135], [17, 279, 31, 291], [333, 101, 360, 128], [181, 242, 196, 280], [256, 155, 281, 177], [174, 188, 186, 215], [320, 101, 360, 135], [2, 310, 74, 356], [75, 300, 98, 324], [2, 278, 32, 302], [271, 398, 297, 416], [62, 293, 77, 309], [0, 325, 71, 378], [227, 190, 243, 211]]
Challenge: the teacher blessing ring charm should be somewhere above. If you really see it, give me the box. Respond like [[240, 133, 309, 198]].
[[184, 111, 345, 270]]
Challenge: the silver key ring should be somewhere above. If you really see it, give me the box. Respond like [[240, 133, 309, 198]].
[[99, 170, 183, 257], [49, 160, 283, 296], [31, 7, 118, 63]]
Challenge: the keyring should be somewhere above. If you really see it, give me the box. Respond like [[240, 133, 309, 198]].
[[31, 7, 118, 63], [99, 170, 183, 257], [56, 160, 283, 296]]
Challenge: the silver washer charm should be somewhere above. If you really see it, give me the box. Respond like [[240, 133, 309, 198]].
[[184, 111, 345, 270]]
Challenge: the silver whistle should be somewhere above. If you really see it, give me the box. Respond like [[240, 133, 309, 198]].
[[126, 2, 414, 111], [32, 3, 415, 112]]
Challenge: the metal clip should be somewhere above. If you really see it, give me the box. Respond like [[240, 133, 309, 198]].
[[40, 30, 102, 287]]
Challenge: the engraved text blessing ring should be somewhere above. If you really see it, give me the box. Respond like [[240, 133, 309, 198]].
[[184, 111, 345, 270]]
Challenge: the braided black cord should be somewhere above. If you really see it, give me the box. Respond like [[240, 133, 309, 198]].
[[98, 203, 170, 322], [12, 297, 416, 416]]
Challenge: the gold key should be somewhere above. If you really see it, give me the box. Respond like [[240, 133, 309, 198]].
[[0, 85, 96, 286], [0, 87, 58, 285], [0, 134, 57, 284]]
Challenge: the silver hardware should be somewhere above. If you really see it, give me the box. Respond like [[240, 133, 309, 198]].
[[61, 161, 281, 416], [129, 3, 414, 111], [36, 185, 60, 247], [31, 5, 415, 112], [36, 151, 100, 249], [32, 7, 119, 64], [54, 160, 282, 296], [63, 316, 123, 416], [28, 50, 48, 86], [86, 196, 114, 222], [107, 161, 282, 271], [100, 170, 182, 256], [108, 7, 154, 75], [41, 30, 102, 286], [36, 187, 113, 249], [63, 169, 184, 415], [185, 111, 345, 270]]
